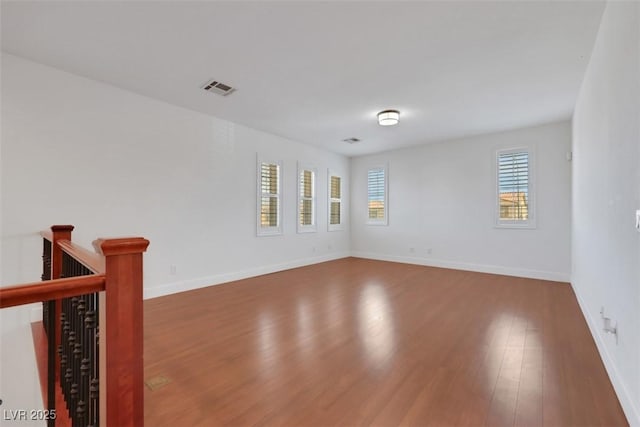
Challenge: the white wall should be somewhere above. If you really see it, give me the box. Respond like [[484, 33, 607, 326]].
[[1, 52, 350, 306], [572, 2, 640, 425], [351, 121, 572, 281], [3, 8, 638, 419], [0, 53, 351, 415]]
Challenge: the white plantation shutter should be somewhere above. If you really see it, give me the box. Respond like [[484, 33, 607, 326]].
[[328, 172, 343, 231], [298, 167, 316, 232], [330, 176, 341, 225], [257, 159, 282, 235], [496, 149, 534, 227], [367, 166, 388, 225]]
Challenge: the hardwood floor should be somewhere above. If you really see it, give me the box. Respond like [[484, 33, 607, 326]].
[[143, 258, 628, 426]]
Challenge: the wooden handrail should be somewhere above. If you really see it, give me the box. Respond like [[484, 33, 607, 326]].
[[57, 239, 105, 274], [2, 225, 149, 427], [40, 229, 53, 242], [0, 275, 106, 309]]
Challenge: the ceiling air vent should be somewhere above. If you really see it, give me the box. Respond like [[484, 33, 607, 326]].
[[202, 79, 236, 96], [342, 137, 361, 144]]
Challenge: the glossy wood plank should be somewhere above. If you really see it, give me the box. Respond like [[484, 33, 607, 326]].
[[144, 258, 628, 426]]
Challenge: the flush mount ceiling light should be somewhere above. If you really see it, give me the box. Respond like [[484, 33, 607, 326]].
[[377, 110, 400, 126]]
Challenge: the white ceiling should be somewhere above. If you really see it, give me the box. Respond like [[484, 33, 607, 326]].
[[1, 1, 605, 157]]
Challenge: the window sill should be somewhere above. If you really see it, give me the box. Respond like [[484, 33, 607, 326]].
[[297, 227, 317, 234], [494, 222, 537, 230], [257, 229, 282, 237]]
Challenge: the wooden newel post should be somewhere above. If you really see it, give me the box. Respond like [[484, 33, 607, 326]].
[[50, 225, 74, 383], [94, 237, 150, 427], [51, 225, 74, 280]]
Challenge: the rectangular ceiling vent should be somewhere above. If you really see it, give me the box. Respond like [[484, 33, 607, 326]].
[[202, 79, 236, 96], [342, 137, 361, 144]]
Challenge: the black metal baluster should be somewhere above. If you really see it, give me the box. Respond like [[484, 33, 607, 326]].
[[85, 293, 98, 427], [70, 295, 79, 424], [76, 293, 87, 425], [62, 297, 70, 407], [46, 299, 56, 427], [42, 239, 52, 281], [57, 251, 99, 427], [73, 256, 80, 425], [91, 295, 99, 427], [42, 238, 52, 335]]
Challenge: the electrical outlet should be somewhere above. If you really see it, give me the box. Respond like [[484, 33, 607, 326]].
[[635, 210, 640, 231], [427, 248, 433, 255], [409, 247, 415, 253], [170, 265, 177, 275]]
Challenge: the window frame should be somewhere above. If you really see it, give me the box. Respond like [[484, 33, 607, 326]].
[[328, 170, 343, 231], [367, 164, 389, 226], [297, 163, 317, 233], [256, 156, 283, 236], [495, 147, 536, 229]]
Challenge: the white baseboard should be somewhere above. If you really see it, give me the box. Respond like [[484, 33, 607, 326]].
[[572, 284, 640, 427], [144, 252, 350, 300], [350, 251, 570, 282]]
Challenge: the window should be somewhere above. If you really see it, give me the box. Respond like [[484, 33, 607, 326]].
[[496, 148, 535, 228], [257, 158, 282, 235], [367, 166, 388, 225], [298, 165, 316, 233], [328, 171, 342, 231]]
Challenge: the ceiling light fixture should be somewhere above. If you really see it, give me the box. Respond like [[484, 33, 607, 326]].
[[377, 110, 400, 126]]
